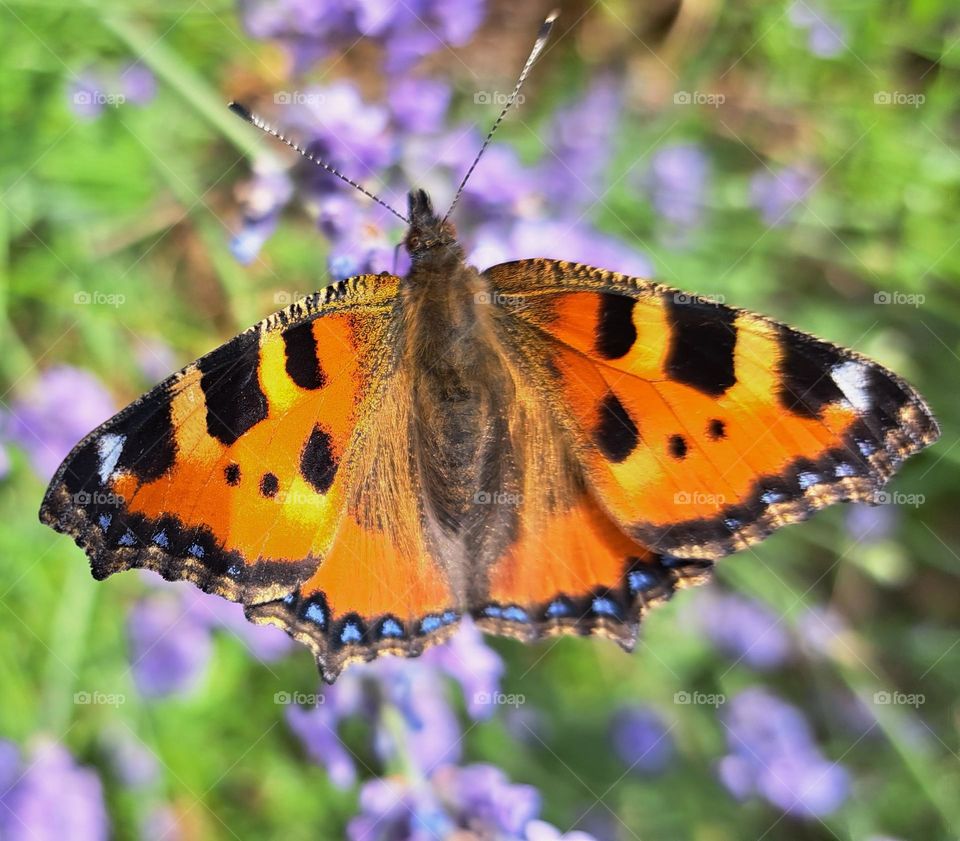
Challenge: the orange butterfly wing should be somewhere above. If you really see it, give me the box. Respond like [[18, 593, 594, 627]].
[[40, 274, 458, 680], [485, 259, 939, 561]]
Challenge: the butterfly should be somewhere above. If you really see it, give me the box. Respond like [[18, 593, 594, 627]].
[[39, 14, 938, 683]]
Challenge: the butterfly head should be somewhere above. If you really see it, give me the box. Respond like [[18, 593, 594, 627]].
[[404, 189, 460, 261]]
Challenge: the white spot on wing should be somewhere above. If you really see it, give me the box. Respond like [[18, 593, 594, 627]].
[[831, 360, 872, 412], [97, 433, 126, 484]]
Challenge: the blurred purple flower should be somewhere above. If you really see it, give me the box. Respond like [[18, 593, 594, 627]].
[[241, 0, 484, 73], [287, 620, 503, 786], [348, 775, 452, 841], [230, 164, 294, 265], [349, 763, 596, 841], [5, 366, 114, 481], [286, 701, 358, 789], [289, 82, 395, 183], [539, 77, 622, 210], [376, 661, 463, 772], [788, 2, 846, 58], [68, 64, 156, 120], [0, 740, 20, 790], [349, 763, 547, 841], [845, 502, 898, 543], [141, 806, 182, 841], [120, 63, 157, 105], [718, 687, 850, 818], [128, 592, 212, 697], [183, 587, 294, 661], [749, 165, 815, 226], [645, 143, 710, 228], [686, 589, 792, 670], [390, 77, 452, 134], [526, 821, 598, 841], [421, 616, 504, 719], [795, 605, 848, 660], [461, 144, 539, 219], [135, 337, 178, 383], [470, 219, 653, 279], [610, 707, 675, 775], [0, 742, 109, 841], [101, 728, 159, 788], [69, 70, 110, 120], [435, 763, 541, 836]]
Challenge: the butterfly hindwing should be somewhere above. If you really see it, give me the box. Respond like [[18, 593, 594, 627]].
[[485, 258, 939, 560]]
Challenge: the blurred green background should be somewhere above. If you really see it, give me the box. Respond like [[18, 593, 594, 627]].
[[1, 1, 958, 839]]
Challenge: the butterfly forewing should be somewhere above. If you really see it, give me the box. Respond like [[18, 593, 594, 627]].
[[484, 258, 939, 559]]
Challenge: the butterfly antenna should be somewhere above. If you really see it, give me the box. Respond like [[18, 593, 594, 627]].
[[228, 101, 410, 225], [442, 9, 559, 224]]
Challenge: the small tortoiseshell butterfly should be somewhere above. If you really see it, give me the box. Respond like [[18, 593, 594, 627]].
[[40, 13, 938, 682]]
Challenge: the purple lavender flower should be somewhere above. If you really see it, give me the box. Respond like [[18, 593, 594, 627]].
[[288, 82, 395, 184], [685, 589, 792, 670], [69, 70, 110, 120], [845, 502, 898, 543], [347, 775, 452, 841], [421, 616, 504, 719], [375, 660, 463, 773], [645, 143, 710, 229], [240, 0, 485, 74], [470, 218, 653, 280], [435, 763, 541, 836], [127, 592, 212, 697], [141, 806, 182, 841], [5, 366, 114, 481], [119, 63, 157, 105], [230, 164, 294, 265], [749, 165, 815, 226], [718, 687, 850, 818], [526, 821, 598, 841], [68, 64, 155, 119], [286, 701, 358, 789], [182, 586, 293, 662], [539, 77, 622, 211], [101, 728, 159, 788], [795, 605, 848, 660], [134, 337, 178, 383], [348, 760, 594, 840], [0, 742, 109, 841], [610, 707, 675, 775], [788, 2, 846, 58], [390, 77, 452, 135]]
